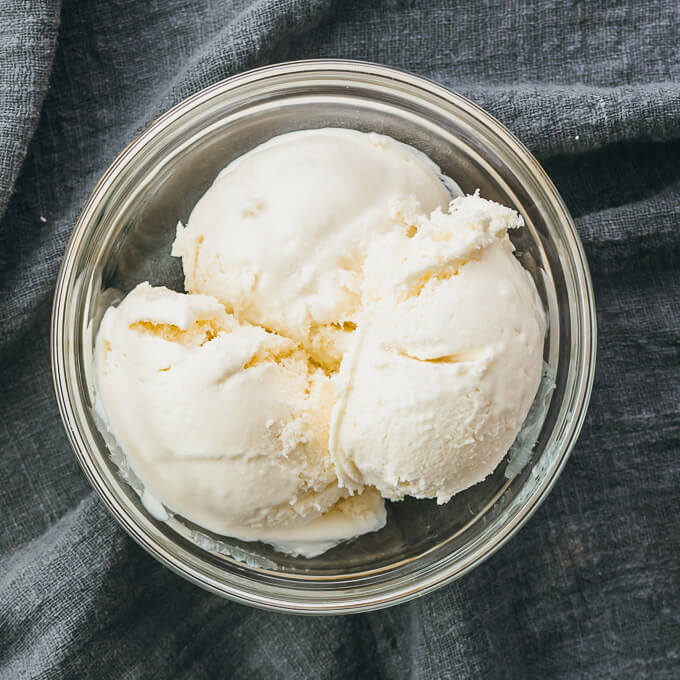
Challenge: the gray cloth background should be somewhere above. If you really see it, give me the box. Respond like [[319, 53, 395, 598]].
[[1, 1, 679, 678]]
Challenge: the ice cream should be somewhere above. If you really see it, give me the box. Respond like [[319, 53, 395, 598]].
[[329, 195, 546, 502], [94, 283, 385, 554], [172, 128, 452, 370], [94, 128, 546, 558]]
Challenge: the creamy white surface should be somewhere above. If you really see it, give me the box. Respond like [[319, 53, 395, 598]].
[[94, 283, 350, 535], [217, 487, 386, 558], [172, 128, 451, 343], [329, 194, 546, 502]]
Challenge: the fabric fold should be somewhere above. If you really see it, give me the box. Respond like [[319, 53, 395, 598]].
[[0, 0, 61, 223]]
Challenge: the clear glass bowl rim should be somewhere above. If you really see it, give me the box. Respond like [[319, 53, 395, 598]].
[[51, 59, 597, 614]]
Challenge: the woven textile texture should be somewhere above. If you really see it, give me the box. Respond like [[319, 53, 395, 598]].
[[1, 1, 679, 678]]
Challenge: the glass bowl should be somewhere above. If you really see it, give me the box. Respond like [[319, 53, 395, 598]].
[[51, 60, 596, 614]]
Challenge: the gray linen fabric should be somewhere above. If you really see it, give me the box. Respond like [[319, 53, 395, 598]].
[[1, 1, 679, 677]]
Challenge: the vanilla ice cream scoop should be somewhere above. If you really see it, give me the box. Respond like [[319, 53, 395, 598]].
[[330, 194, 546, 502], [94, 282, 349, 535], [172, 128, 452, 371]]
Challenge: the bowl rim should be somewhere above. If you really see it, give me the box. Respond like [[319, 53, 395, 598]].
[[51, 58, 597, 614]]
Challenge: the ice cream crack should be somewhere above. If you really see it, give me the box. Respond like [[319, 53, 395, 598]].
[[129, 319, 225, 348]]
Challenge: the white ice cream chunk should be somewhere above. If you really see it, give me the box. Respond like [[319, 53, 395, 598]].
[[330, 194, 546, 503], [95, 282, 355, 535], [223, 486, 386, 558], [172, 128, 451, 368]]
